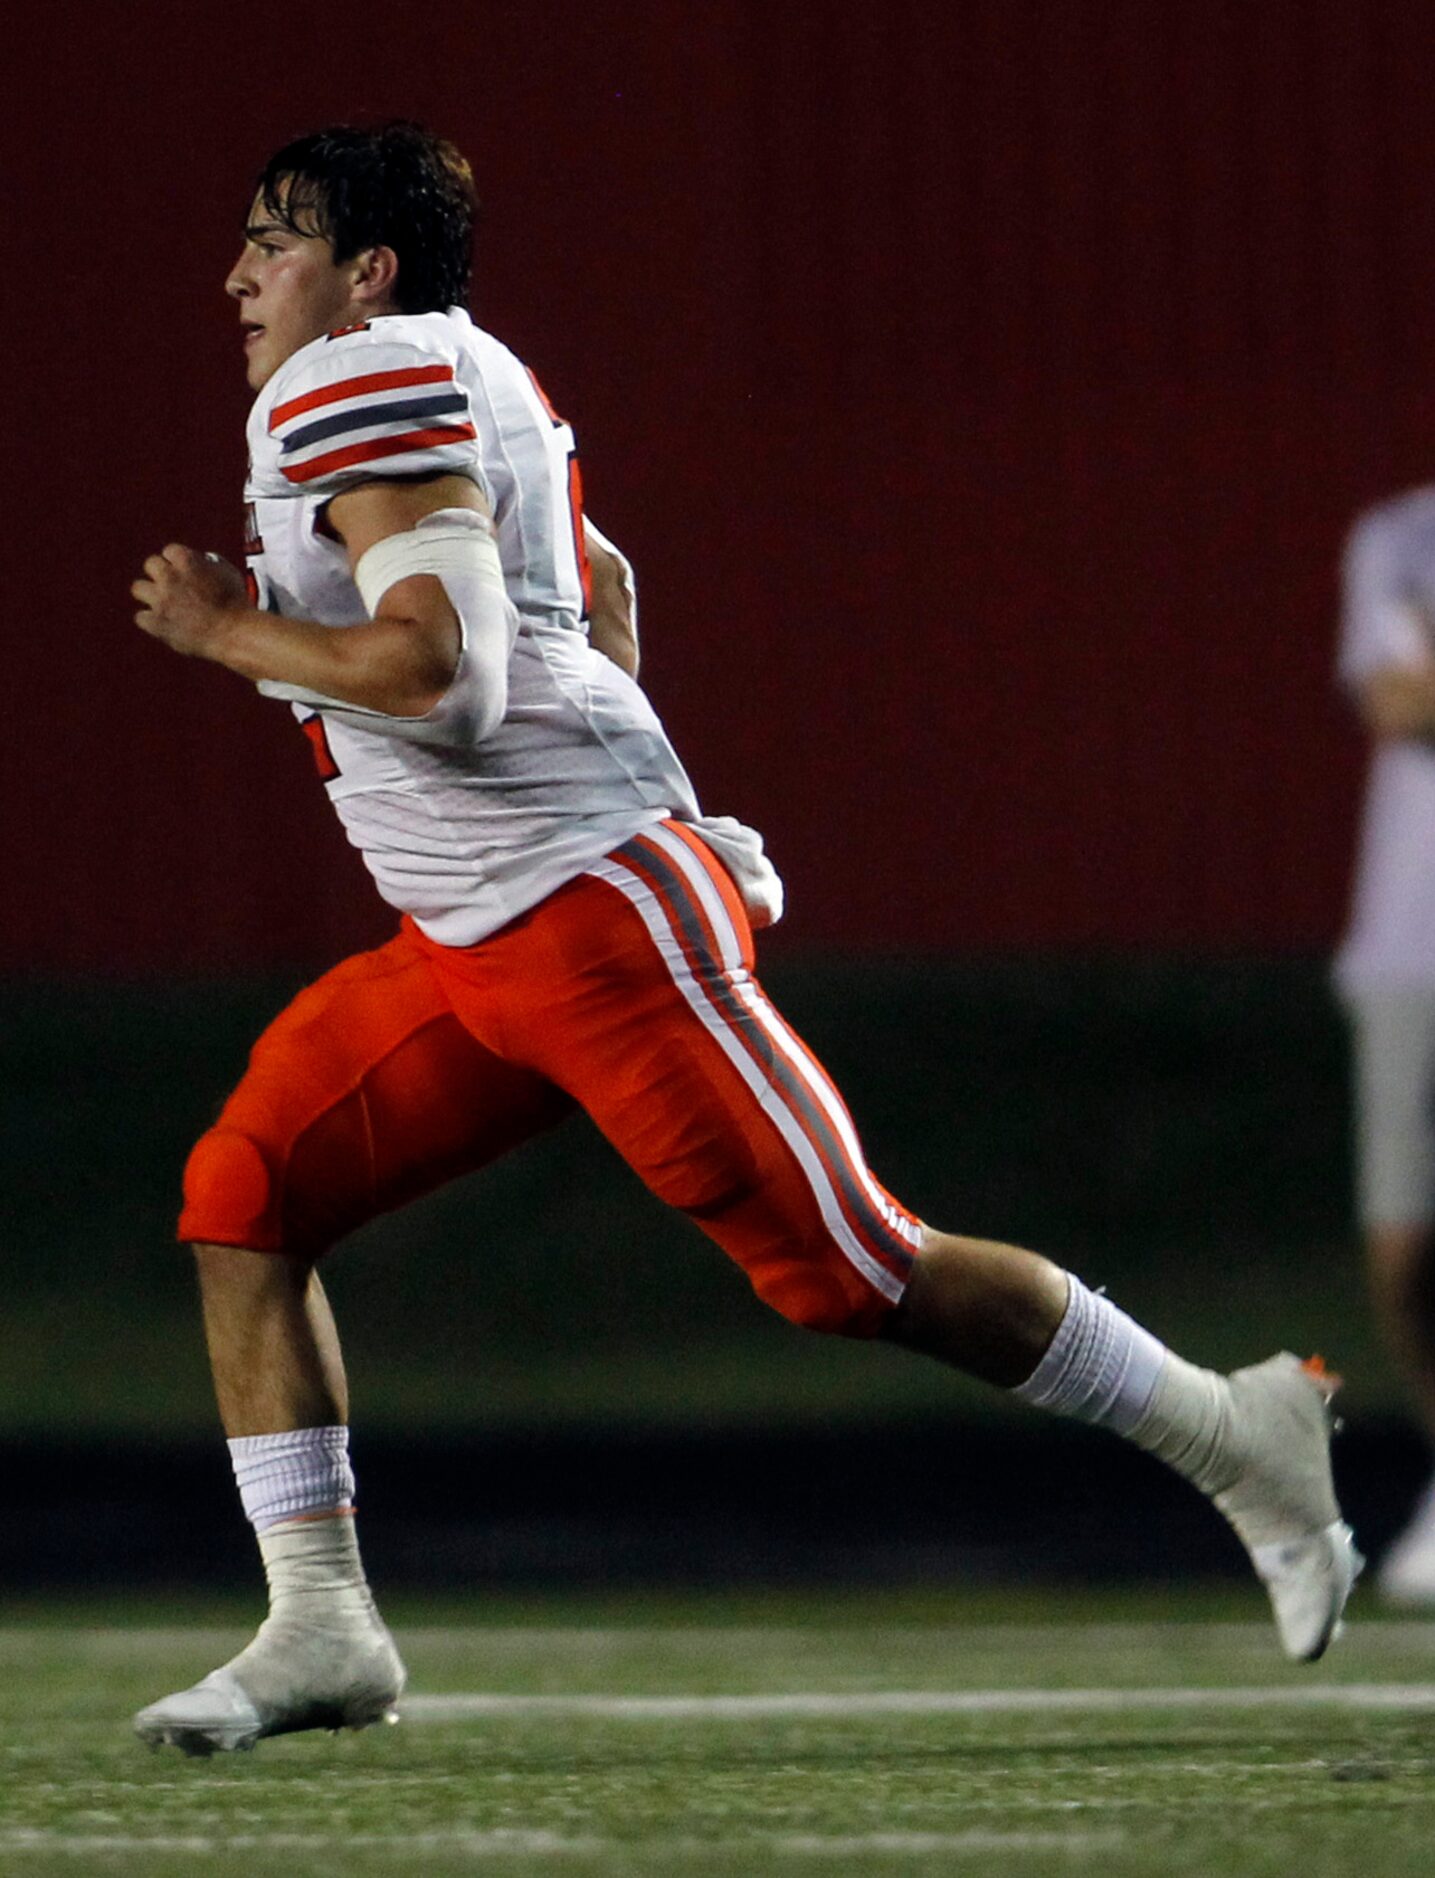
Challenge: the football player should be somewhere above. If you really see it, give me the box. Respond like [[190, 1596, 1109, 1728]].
[[131, 123, 1359, 1754]]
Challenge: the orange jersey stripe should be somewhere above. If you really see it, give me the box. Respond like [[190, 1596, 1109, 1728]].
[[270, 365, 455, 431], [568, 455, 593, 614], [524, 364, 566, 426], [280, 423, 479, 485]]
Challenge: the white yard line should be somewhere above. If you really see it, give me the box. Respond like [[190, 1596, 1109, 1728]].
[[388, 1621, 1435, 1652], [9, 1620, 1435, 1665], [0, 1827, 1125, 1857], [8, 1620, 1435, 1658], [404, 1682, 1435, 1719], [0, 1832, 601, 1857]]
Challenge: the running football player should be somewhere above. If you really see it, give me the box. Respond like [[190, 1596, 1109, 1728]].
[[131, 122, 1359, 1756]]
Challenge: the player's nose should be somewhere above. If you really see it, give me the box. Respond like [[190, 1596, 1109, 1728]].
[[225, 259, 254, 301]]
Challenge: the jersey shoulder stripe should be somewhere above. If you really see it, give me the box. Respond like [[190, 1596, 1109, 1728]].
[[281, 421, 479, 486], [281, 389, 468, 456], [272, 362, 475, 484], [270, 363, 455, 430], [248, 318, 483, 500]]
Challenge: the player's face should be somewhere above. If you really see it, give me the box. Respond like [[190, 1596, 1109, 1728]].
[[225, 191, 364, 389]]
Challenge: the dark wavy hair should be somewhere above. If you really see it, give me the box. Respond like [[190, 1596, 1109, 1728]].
[[255, 122, 477, 314]]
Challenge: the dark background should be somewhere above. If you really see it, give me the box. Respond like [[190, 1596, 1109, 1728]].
[[3, 0, 1431, 1582], [11, 0, 1435, 969]]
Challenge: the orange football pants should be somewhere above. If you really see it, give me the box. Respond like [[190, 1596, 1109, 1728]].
[[179, 821, 922, 1334]]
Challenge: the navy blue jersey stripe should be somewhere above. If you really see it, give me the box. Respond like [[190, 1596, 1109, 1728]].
[[614, 833, 915, 1273], [280, 390, 471, 455]]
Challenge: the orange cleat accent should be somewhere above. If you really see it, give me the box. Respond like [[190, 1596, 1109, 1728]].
[[1302, 1354, 1344, 1395]]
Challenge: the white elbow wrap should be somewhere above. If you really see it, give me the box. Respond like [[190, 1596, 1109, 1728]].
[[260, 509, 516, 747], [354, 508, 517, 745]]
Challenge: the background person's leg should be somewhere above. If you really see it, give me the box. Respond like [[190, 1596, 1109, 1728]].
[[1347, 989, 1435, 1602], [1366, 1224, 1435, 1439]]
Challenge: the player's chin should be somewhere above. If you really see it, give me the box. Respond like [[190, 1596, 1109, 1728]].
[[243, 336, 282, 391]]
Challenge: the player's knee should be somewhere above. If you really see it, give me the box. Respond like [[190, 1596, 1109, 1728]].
[[180, 1126, 282, 1250]]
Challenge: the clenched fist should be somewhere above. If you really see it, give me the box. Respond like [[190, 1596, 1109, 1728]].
[[133, 545, 247, 661]]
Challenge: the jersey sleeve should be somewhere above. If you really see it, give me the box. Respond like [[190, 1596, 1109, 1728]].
[[247, 325, 484, 501], [1337, 505, 1434, 690]]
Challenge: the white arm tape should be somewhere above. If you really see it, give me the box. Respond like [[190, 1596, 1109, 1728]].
[[257, 508, 517, 747]]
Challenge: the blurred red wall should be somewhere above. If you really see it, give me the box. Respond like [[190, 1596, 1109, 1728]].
[[5, 0, 1433, 970]]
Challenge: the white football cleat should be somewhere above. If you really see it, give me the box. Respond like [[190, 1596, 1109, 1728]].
[[1212, 1352, 1362, 1661], [133, 1614, 405, 1757], [1376, 1471, 1435, 1608]]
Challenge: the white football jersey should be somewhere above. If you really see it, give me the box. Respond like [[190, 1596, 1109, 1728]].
[[243, 308, 774, 945]]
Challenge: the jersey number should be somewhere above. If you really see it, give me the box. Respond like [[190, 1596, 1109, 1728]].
[[301, 715, 341, 782]]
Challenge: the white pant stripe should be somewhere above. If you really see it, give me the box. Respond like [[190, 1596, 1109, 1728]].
[[643, 823, 745, 975], [627, 829, 919, 1248], [733, 979, 925, 1249], [587, 854, 905, 1303]]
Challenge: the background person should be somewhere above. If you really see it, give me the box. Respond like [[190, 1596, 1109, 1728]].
[[1336, 488, 1435, 1604]]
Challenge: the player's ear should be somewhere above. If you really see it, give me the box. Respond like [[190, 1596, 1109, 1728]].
[[351, 245, 400, 305]]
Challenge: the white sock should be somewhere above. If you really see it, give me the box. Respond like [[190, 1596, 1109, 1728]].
[[228, 1426, 355, 1531], [1012, 1274, 1165, 1432], [226, 1427, 376, 1645], [1014, 1274, 1236, 1493]]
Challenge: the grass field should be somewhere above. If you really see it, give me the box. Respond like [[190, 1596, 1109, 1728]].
[[3, 1584, 1435, 1877]]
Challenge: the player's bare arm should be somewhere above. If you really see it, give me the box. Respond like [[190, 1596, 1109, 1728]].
[[1358, 662, 1435, 741], [136, 490, 640, 708], [584, 521, 639, 677], [132, 474, 489, 717]]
